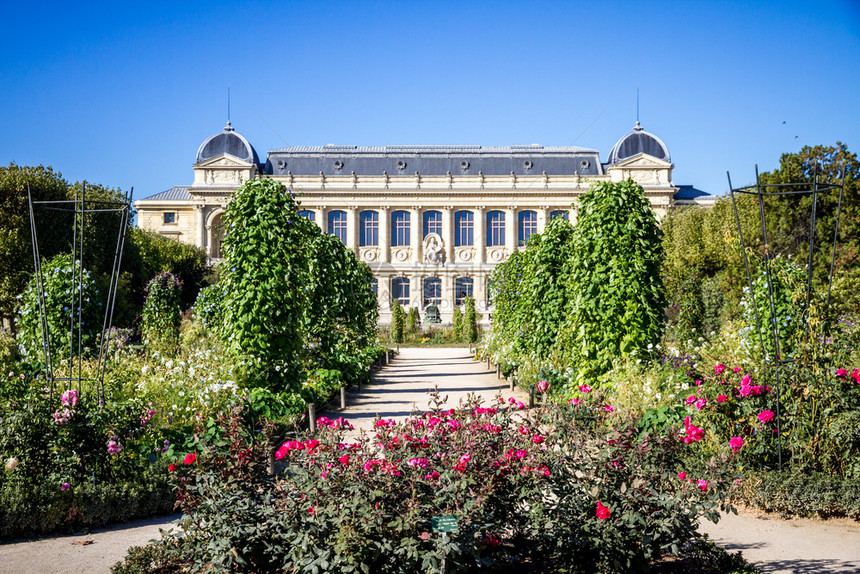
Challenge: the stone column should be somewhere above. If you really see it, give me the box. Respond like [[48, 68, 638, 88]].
[[474, 273, 487, 311], [442, 206, 454, 264], [411, 206, 422, 263], [195, 204, 206, 252], [474, 206, 486, 264], [379, 206, 390, 263], [505, 206, 517, 254], [441, 272, 454, 319], [538, 205, 550, 234], [411, 273, 423, 310], [347, 205, 359, 252], [317, 206, 328, 234]]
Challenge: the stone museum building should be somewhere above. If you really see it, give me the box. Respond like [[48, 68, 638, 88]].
[[134, 121, 713, 323]]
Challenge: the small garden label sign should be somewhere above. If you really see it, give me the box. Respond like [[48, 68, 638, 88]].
[[432, 515, 458, 533]]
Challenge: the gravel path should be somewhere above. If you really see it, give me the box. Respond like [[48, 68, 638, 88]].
[[2, 346, 858, 573]]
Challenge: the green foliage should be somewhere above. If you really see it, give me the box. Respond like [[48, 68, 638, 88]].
[[739, 255, 807, 361], [141, 271, 182, 355], [191, 283, 223, 332], [128, 227, 209, 311], [734, 470, 860, 519], [218, 179, 308, 390], [130, 395, 736, 574], [561, 179, 666, 384], [406, 306, 419, 334], [451, 305, 463, 341], [15, 253, 103, 362], [463, 296, 478, 343], [670, 273, 705, 350], [218, 178, 378, 393], [390, 301, 405, 344], [485, 217, 575, 381], [0, 164, 71, 323], [0, 466, 174, 540]]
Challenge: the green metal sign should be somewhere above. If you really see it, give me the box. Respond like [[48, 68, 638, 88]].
[[432, 515, 458, 533]]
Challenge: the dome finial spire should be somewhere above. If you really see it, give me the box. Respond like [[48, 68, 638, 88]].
[[224, 87, 233, 131]]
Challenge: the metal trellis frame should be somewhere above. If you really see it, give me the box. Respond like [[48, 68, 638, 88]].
[[27, 182, 131, 403], [728, 165, 844, 471]]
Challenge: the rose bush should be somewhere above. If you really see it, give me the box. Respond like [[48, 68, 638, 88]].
[[140, 391, 737, 573]]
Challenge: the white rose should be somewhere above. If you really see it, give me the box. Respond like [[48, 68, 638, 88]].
[[5, 457, 18, 472]]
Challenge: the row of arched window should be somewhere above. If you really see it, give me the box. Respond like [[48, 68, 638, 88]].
[[297, 209, 569, 247], [386, 276, 476, 307]]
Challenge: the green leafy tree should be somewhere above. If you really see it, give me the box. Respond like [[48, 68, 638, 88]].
[[218, 179, 309, 390], [0, 164, 71, 328], [141, 271, 182, 355], [464, 296, 478, 344], [128, 228, 209, 311], [406, 307, 419, 335], [390, 301, 405, 344], [560, 179, 666, 384]]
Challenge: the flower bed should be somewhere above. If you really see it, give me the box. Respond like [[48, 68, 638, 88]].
[[119, 390, 741, 573]]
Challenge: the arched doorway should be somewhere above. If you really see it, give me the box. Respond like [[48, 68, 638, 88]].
[[209, 212, 226, 259]]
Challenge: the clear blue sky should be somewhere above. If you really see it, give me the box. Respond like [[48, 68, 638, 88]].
[[2, 0, 859, 203]]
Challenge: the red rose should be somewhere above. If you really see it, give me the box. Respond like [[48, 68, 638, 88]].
[[183, 452, 197, 465], [168, 463, 175, 472], [596, 501, 611, 520]]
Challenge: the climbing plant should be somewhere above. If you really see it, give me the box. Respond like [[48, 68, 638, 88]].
[[558, 179, 666, 384], [141, 271, 182, 355]]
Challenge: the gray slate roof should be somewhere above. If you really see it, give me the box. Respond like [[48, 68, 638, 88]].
[[140, 186, 191, 201], [674, 185, 714, 201], [265, 144, 604, 177]]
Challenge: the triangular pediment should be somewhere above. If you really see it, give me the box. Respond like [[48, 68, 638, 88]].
[[611, 153, 673, 169], [194, 153, 255, 169]]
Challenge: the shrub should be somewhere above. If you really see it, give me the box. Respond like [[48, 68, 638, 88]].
[[406, 306, 419, 334], [559, 179, 666, 384], [451, 306, 463, 341], [734, 470, 860, 519], [390, 301, 405, 344], [464, 296, 478, 344], [141, 271, 182, 355], [138, 394, 737, 574]]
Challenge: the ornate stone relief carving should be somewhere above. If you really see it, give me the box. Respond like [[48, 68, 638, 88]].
[[423, 233, 444, 265]]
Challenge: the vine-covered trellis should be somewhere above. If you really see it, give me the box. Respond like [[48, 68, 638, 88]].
[[728, 165, 844, 470], [27, 183, 131, 403]]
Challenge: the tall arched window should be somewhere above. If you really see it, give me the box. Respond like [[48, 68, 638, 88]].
[[423, 210, 442, 237], [391, 210, 410, 246], [486, 210, 505, 247], [518, 210, 538, 246], [454, 210, 473, 246], [328, 210, 347, 243], [424, 277, 442, 306], [359, 210, 379, 246], [392, 277, 410, 306], [455, 277, 473, 306], [298, 210, 316, 222], [549, 209, 569, 221]]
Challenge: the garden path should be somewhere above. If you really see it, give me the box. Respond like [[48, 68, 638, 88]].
[[2, 347, 859, 573], [322, 345, 523, 435]]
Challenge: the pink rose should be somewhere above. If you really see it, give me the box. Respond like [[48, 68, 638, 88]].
[[715, 364, 726, 375], [678, 471, 686, 480], [717, 394, 728, 403], [697, 479, 708, 492], [537, 380, 549, 393], [579, 384, 592, 393], [695, 398, 708, 410], [758, 410, 775, 424], [685, 396, 697, 406], [183, 452, 197, 465], [729, 436, 744, 452], [853, 369, 860, 385]]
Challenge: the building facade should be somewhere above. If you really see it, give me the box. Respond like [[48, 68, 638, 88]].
[[134, 121, 713, 323]]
